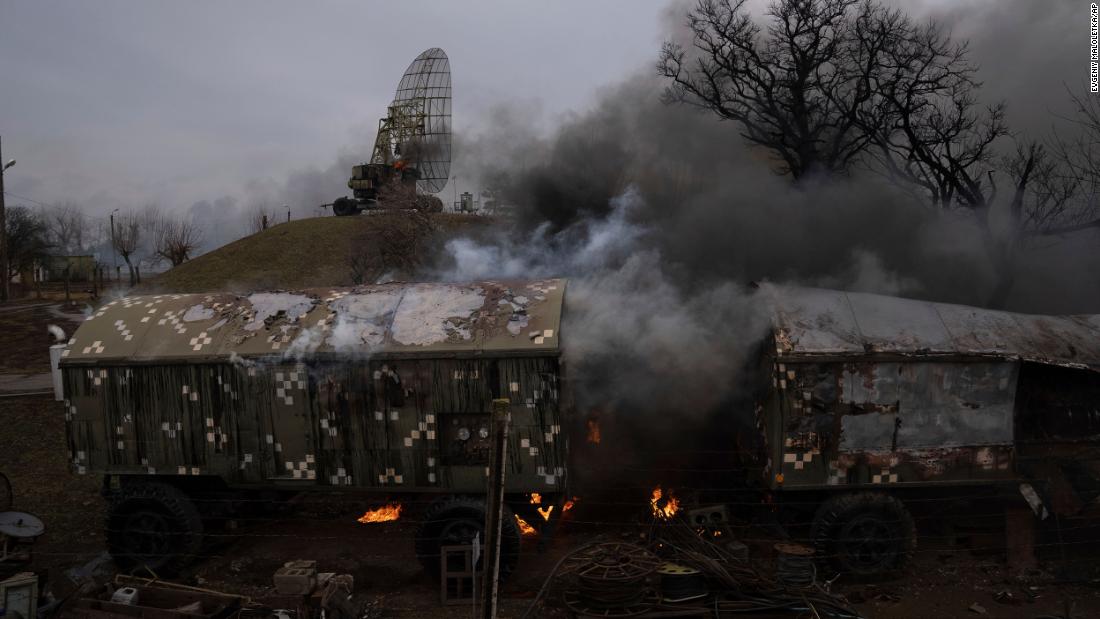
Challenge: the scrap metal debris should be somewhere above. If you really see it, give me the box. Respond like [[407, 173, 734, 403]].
[[523, 507, 863, 618]]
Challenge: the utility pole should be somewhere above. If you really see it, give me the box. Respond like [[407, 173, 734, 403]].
[[110, 208, 119, 285], [0, 136, 9, 302], [480, 398, 510, 619]]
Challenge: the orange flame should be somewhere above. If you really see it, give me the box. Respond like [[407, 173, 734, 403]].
[[357, 503, 402, 523], [515, 515, 537, 536], [586, 419, 601, 444], [528, 493, 576, 522], [529, 492, 553, 519], [650, 486, 680, 519]]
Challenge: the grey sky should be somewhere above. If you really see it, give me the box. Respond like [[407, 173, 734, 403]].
[[0, 0, 1089, 231], [0, 1, 668, 217]]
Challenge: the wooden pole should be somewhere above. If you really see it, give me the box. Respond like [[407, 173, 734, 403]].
[[480, 398, 510, 619]]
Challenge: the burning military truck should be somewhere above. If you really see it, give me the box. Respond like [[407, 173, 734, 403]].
[[58, 280, 567, 574], [753, 284, 1100, 579]]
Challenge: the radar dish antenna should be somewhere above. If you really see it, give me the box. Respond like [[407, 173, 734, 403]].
[[329, 48, 452, 216], [375, 47, 451, 194]]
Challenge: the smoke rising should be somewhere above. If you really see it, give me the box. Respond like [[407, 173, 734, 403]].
[[448, 0, 1099, 311], [445, 71, 1004, 310], [171, 1, 1095, 418], [434, 188, 765, 415], [426, 0, 1100, 474]]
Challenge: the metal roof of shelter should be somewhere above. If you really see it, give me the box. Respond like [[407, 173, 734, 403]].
[[61, 279, 564, 365], [759, 283, 1100, 370]]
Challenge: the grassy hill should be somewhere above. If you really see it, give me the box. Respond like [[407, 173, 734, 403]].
[[145, 212, 493, 293]]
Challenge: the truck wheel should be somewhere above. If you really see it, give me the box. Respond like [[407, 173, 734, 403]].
[[107, 481, 203, 575], [414, 496, 521, 580], [811, 492, 915, 581], [332, 197, 359, 217]]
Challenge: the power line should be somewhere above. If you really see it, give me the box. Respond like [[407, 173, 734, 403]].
[[1, 190, 53, 209]]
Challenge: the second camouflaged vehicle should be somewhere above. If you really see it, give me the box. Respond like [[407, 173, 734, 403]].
[[59, 279, 567, 574], [752, 284, 1100, 579]]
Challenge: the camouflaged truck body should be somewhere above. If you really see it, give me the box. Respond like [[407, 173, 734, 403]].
[[755, 285, 1100, 503], [59, 280, 569, 495]]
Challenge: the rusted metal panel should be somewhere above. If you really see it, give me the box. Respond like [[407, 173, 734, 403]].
[[754, 285, 1100, 503], [759, 284, 1100, 370], [767, 360, 1017, 489], [60, 280, 564, 366]]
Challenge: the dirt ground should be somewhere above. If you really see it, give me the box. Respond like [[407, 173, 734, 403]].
[[0, 295, 84, 375], [3, 300, 1100, 617]]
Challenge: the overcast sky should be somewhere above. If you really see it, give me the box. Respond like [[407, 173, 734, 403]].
[[0, 1, 669, 217], [0, 0, 1086, 229]]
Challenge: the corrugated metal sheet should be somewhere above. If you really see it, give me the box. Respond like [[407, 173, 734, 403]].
[[759, 284, 1100, 370], [61, 279, 564, 365]]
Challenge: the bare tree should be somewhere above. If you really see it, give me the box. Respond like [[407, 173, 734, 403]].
[[661, 0, 1093, 307], [5, 206, 51, 286], [1043, 89, 1100, 235], [39, 202, 90, 297], [861, 14, 1007, 210], [156, 219, 203, 267], [346, 211, 434, 284], [142, 206, 203, 268], [659, 0, 902, 179], [111, 211, 141, 286], [347, 239, 381, 286], [864, 19, 1100, 306], [41, 202, 89, 255], [248, 204, 274, 234]]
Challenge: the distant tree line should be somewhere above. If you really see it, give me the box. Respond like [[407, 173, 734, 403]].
[[3, 202, 203, 289], [659, 0, 1100, 307]]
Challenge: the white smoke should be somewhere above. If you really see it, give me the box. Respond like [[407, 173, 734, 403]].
[[434, 187, 769, 414]]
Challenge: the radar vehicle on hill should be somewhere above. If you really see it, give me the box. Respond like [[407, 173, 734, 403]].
[[329, 48, 451, 216]]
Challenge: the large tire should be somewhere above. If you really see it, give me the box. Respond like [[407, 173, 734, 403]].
[[811, 492, 915, 581], [107, 481, 203, 575], [414, 496, 521, 580], [332, 197, 360, 217]]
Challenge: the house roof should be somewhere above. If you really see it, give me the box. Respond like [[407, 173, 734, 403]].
[[759, 283, 1100, 370], [61, 279, 565, 365]]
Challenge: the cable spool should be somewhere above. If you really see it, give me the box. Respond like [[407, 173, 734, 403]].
[[774, 542, 817, 587], [657, 563, 708, 603], [562, 542, 660, 617]]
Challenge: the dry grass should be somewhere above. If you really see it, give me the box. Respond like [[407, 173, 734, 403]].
[[142, 212, 494, 294]]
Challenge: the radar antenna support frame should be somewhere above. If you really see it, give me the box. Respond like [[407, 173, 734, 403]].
[[332, 48, 451, 216]]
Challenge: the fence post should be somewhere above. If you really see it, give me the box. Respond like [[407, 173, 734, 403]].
[[480, 398, 510, 619]]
